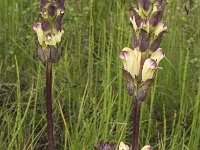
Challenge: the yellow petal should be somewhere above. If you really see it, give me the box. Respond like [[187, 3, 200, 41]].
[[150, 48, 165, 63], [119, 142, 129, 150], [119, 47, 141, 78], [141, 145, 152, 150], [141, 19, 150, 33], [33, 23, 44, 46], [54, 30, 64, 43], [45, 33, 57, 46], [142, 58, 157, 82], [130, 16, 138, 31]]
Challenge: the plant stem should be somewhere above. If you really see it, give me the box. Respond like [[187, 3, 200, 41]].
[[46, 62, 54, 150], [132, 98, 141, 150]]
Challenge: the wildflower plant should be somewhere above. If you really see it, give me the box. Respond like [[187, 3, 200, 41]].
[[119, 0, 167, 149], [33, 0, 65, 149], [33, 0, 65, 62]]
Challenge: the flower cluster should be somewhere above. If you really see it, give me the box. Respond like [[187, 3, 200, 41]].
[[119, 0, 167, 100], [33, 0, 65, 62]]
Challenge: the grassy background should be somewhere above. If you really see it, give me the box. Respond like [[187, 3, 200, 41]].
[[0, 0, 200, 149]]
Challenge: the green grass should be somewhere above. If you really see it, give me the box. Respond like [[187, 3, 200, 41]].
[[0, 0, 200, 149]]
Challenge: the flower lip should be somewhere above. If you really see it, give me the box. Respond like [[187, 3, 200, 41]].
[[39, 6, 47, 14], [45, 33, 52, 40], [154, 21, 168, 36], [151, 48, 165, 62], [158, 22, 168, 31], [162, 22, 167, 29], [141, 19, 149, 29], [119, 51, 129, 59], [33, 22, 41, 30], [134, 6, 139, 13], [60, 8, 65, 14], [149, 59, 157, 69]]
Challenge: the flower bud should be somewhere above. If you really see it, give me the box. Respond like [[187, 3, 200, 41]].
[[41, 19, 51, 32], [36, 42, 63, 63], [133, 34, 139, 48], [48, 4, 56, 17], [140, 0, 151, 12], [149, 32, 163, 52], [150, 10, 163, 27], [40, 0, 48, 6], [123, 70, 136, 96], [139, 29, 150, 52], [142, 58, 157, 82], [150, 2, 165, 27], [136, 79, 153, 101]]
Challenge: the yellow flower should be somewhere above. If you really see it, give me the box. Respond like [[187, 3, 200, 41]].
[[142, 48, 164, 82], [119, 142, 129, 150], [33, 22, 64, 49], [44, 30, 64, 47], [119, 47, 141, 79], [54, 29, 64, 43], [141, 145, 152, 150], [154, 22, 167, 36], [33, 23, 44, 46]]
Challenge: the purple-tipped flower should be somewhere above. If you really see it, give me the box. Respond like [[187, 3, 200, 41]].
[[142, 48, 165, 82], [154, 21, 167, 36]]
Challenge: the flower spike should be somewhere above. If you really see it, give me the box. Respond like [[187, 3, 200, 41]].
[[33, 0, 65, 63]]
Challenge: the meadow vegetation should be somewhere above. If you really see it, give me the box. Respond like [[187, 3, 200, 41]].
[[0, 0, 200, 149]]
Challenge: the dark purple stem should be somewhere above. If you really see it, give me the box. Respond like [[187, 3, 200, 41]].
[[132, 99, 141, 150], [46, 62, 55, 150]]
